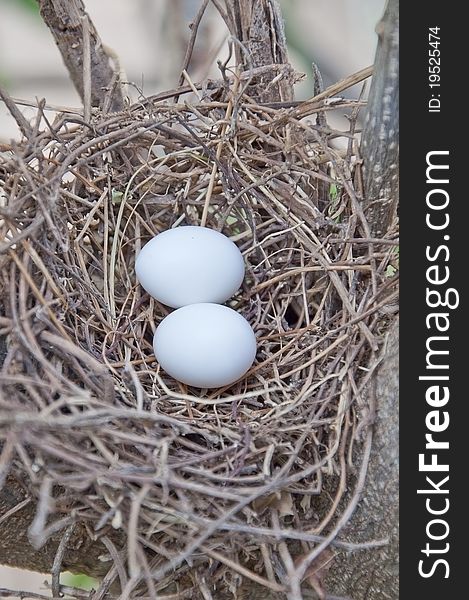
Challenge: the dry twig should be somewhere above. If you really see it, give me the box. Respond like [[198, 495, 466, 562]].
[[0, 61, 397, 598]]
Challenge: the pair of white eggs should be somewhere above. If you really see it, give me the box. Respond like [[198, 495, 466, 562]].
[[135, 226, 256, 388]]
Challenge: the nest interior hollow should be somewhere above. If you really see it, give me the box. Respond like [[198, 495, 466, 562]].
[[0, 83, 398, 598]]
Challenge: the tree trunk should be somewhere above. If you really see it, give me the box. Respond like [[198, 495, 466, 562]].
[[37, 0, 124, 112], [360, 0, 399, 237]]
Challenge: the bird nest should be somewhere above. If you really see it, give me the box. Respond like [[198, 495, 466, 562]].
[[0, 72, 398, 599]]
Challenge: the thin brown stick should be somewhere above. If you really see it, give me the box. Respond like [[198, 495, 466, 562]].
[[0, 86, 32, 138], [177, 0, 210, 91], [293, 407, 375, 585], [201, 544, 285, 592], [51, 524, 76, 597], [295, 66, 373, 117]]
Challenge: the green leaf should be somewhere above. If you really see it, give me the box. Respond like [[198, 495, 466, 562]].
[[329, 183, 339, 202], [112, 190, 124, 204], [61, 572, 99, 591]]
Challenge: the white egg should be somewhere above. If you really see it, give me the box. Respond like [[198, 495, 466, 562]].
[[153, 303, 257, 388], [135, 226, 245, 308]]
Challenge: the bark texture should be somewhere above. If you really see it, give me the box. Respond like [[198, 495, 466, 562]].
[[0, 474, 120, 578], [361, 0, 399, 237], [37, 0, 123, 111], [224, 0, 294, 102]]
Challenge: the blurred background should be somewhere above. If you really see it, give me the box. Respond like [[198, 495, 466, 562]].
[[0, 0, 385, 139], [0, 0, 385, 593]]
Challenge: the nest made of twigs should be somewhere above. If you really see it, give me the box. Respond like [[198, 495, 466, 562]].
[[0, 73, 398, 599]]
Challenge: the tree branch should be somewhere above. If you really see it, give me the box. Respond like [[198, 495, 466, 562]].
[[360, 0, 399, 236], [0, 474, 122, 579], [223, 0, 294, 102], [37, 0, 123, 112]]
